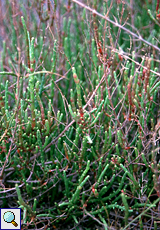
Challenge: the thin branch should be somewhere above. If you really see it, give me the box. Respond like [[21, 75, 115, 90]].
[[72, 0, 160, 52]]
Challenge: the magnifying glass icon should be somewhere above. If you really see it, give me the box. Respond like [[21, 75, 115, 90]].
[[3, 211, 18, 227]]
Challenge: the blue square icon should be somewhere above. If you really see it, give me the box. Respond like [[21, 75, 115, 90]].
[[0, 209, 21, 230]]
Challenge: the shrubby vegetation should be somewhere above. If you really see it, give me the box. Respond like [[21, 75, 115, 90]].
[[0, 0, 160, 229]]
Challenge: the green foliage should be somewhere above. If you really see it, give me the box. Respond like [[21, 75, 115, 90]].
[[0, 0, 160, 229]]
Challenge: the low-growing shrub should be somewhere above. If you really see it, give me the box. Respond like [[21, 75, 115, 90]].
[[0, 0, 160, 229]]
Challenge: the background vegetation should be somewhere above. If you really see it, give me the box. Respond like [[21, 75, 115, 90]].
[[0, 0, 160, 229]]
